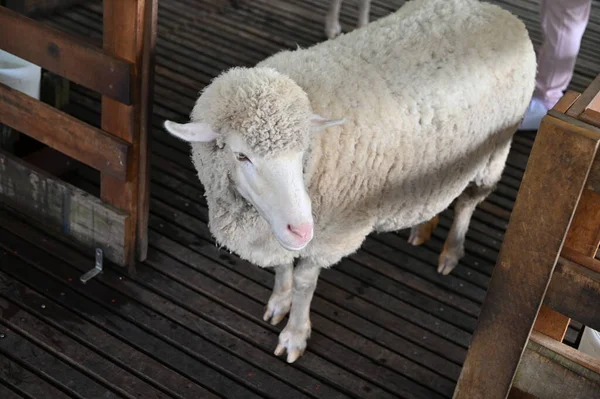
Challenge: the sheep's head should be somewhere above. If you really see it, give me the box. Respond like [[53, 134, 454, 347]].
[[164, 67, 344, 251]]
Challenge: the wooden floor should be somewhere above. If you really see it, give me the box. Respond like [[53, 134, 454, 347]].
[[1, 0, 599, 398]]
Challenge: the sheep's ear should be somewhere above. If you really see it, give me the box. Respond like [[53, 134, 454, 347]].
[[164, 120, 219, 142], [310, 114, 345, 132]]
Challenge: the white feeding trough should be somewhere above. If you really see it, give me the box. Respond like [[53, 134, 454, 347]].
[[0, 49, 41, 150]]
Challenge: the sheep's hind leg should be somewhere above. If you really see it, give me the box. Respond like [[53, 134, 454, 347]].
[[264, 263, 293, 325], [438, 184, 493, 275], [408, 215, 439, 246], [275, 261, 320, 363], [325, 0, 343, 39]]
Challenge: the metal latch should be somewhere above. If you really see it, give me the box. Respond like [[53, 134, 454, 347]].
[[80, 248, 103, 284]]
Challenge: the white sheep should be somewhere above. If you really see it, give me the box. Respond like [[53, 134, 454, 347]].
[[164, 0, 536, 363], [325, 0, 372, 39]]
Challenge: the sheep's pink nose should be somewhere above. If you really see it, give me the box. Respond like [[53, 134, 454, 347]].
[[287, 223, 313, 241]]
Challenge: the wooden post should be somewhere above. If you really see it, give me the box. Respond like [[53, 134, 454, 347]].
[[101, 0, 155, 271], [453, 116, 600, 399]]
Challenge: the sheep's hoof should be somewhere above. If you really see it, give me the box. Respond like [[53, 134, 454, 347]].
[[438, 251, 460, 276], [274, 322, 311, 363], [263, 291, 292, 326], [325, 20, 342, 39], [408, 216, 439, 246]]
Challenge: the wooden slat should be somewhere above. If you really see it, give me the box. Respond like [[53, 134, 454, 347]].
[[567, 74, 600, 119], [533, 306, 570, 342], [0, 6, 132, 104], [563, 189, 600, 257], [553, 90, 582, 113], [544, 256, 600, 332], [136, 0, 157, 262], [453, 115, 600, 399], [0, 82, 130, 179], [513, 331, 600, 398], [0, 150, 128, 266], [101, 0, 154, 269]]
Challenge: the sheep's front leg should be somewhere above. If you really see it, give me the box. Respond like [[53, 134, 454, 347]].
[[439, 184, 492, 275], [325, 0, 343, 39], [263, 263, 293, 325], [274, 261, 320, 363], [408, 215, 439, 246], [357, 0, 371, 28]]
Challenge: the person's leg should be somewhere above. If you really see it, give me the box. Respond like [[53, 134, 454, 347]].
[[519, 0, 591, 131]]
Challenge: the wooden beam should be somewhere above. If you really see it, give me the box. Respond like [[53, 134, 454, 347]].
[[554, 90, 581, 113], [0, 150, 128, 266], [533, 306, 570, 342], [513, 331, 600, 398], [453, 115, 600, 399], [0, 82, 130, 179], [545, 256, 600, 332], [136, 0, 157, 262], [567, 74, 600, 119], [101, 0, 154, 269], [0, 6, 132, 104], [564, 190, 600, 257]]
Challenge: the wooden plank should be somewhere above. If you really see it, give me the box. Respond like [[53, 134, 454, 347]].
[[136, 0, 157, 262], [533, 306, 570, 342], [561, 247, 600, 273], [567, 74, 600, 118], [0, 297, 168, 398], [0, 150, 128, 266], [563, 189, 600, 257], [513, 331, 600, 398], [544, 256, 600, 332], [0, 223, 351, 399], [453, 115, 600, 399], [0, 82, 130, 179], [101, 0, 154, 269], [0, 321, 122, 398], [554, 90, 582, 114], [0, 354, 69, 399], [0, 268, 223, 399], [0, 6, 132, 104]]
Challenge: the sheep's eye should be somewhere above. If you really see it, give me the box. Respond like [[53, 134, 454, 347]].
[[235, 153, 250, 163]]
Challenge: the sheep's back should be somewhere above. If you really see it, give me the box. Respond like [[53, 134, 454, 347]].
[[259, 0, 535, 232]]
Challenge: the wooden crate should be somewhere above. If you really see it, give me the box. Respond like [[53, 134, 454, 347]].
[[453, 75, 600, 398], [0, 1, 157, 272]]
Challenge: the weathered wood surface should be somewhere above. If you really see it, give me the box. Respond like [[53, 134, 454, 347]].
[[545, 256, 600, 332], [0, 6, 132, 104], [533, 306, 570, 342], [453, 116, 600, 399], [0, 82, 130, 179], [564, 189, 600, 257], [0, 150, 128, 265], [568, 74, 600, 123], [100, 0, 154, 268], [513, 331, 600, 398]]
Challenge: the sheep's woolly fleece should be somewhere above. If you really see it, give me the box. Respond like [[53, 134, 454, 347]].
[[191, 67, 313, 156], [186, 0, 536, 268]]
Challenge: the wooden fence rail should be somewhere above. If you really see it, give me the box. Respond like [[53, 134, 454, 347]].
[[0, 0, 156, 272]]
